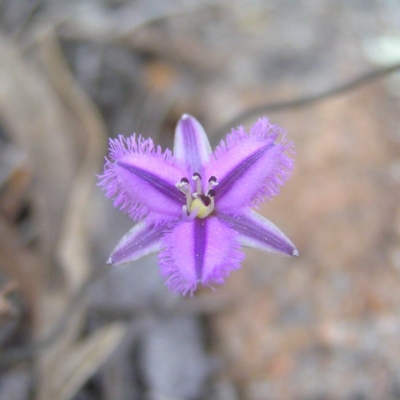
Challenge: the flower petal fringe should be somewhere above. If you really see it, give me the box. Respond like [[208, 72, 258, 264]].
[[159, 217, 244, 295], [98, 135, 186, 223], [206, 117, 294, 214]]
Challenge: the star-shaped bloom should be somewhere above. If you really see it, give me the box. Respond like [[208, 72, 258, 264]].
[[98, 114, 298, 295]]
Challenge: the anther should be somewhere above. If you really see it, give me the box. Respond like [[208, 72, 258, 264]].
[[176, 177, 192, 210], [207, 176, 218, 194], [207, 189, 215, 197], [177, 177, 190, 191], [176, 182, 188, 190], [192, 172, 201, 180]]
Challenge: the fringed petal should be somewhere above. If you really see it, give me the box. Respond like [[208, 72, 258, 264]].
[[98, 135, 186, 223], [173, 114, 212, 175], [108, 220, 168, 265], [216, 209, 298, 257], [205, 118, 294, 213], [159, 217, 244, 295]]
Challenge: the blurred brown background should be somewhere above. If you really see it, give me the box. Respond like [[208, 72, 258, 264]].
[[0, 1, 400, 399]]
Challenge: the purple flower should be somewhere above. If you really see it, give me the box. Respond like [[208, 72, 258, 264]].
[[98, 114, 298, 295]]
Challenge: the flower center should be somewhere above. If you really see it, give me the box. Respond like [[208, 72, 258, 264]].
[[176, 173, 218, 220]]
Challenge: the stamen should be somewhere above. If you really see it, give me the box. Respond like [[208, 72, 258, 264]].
[[207, 189, 215, 197], [182, 204, 200, 221], [192, 172, 202, 195], [187, 206, 200, 220], [176, 182, 190, 195], [207, 176, 218, 193], [176, 177, 192, 210], [177, 174, 218, 220], [206, 189, 215, 214]]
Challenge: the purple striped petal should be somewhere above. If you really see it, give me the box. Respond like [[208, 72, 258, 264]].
[[216, 209, 298, 257], [205, 118, 294, 214], [108, 221, 168, 265], [173, 114, 212, 174], [98, 135, 185, 223], [159, 217, 244, 295]]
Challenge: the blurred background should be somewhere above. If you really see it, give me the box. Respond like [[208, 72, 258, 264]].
[[0, 0, 400, 399]]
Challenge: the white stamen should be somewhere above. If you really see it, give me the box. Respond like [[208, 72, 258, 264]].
[[182, 205, 200, 222], [207, 181, 218, 192], [192, 173, 202, 195], [187, 206, 200, 221]]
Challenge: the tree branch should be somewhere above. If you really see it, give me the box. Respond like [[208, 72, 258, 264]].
[[214, 62, 400, 139]]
